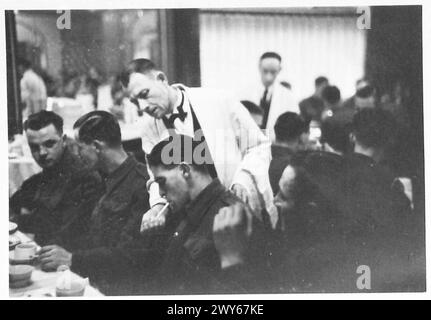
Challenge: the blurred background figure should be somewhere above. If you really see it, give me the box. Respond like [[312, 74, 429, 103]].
[[299, 76, 329, 123], [18, 58, 47, 120], [320, 114, 352, 156], [321, 85, 341, 121], [255, 52, 298, 135], [269, 112, 309, 194]]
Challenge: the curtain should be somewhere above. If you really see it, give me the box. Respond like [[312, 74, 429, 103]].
[[199, 11, 367, 103]]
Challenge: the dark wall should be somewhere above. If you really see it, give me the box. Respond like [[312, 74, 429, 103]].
[[6, 11, 22, 137], [168, 9, 201, 86], [365, 5, 424, 244]]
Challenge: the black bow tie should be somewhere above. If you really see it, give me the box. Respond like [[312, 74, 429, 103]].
[[169, 105, 188, 122], [163, 105, 188, 129]]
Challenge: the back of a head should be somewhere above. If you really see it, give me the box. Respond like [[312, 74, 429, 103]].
[[260, 51, 282, 62], [322, 86, 341, 105], [120, 58, 157, 87], [352, 108, 395, 149], [24, 110, 63, 134], [147, 134, 212, 175], [274, 112, 308, 143], [315, 76, 329, 87], [73, 110, 122, 147], [320, 115, 352, 154]]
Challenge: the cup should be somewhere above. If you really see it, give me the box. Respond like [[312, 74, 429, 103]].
[[56, 282, 86, 297], [14, 243, 37, 261]]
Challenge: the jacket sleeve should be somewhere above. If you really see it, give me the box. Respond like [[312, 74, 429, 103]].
[[228, 96, 276, 221], [70, 188, 160, 280]]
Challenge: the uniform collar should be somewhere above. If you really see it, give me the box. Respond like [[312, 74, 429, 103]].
[[184, 178, 225, 229], [104, 155, 137, 193]]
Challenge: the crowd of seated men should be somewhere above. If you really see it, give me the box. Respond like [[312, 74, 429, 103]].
[[9, 59, 424, 295]]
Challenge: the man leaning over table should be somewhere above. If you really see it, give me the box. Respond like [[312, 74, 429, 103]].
[[38, 111, 152, 295], [9, 111, 102, 251], [121, 58, 277, 230]]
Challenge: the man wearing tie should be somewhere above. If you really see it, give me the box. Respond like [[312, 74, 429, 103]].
[[256, 52, 298, 140], [121, 59, 276, 230]]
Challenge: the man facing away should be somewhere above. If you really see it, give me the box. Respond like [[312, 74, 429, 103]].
[[254, 52, 298, 136], [37, 111, 152, 295], [299, 76, 329, 123], [10, 111, 102, 250], [269, 112, 309, 195], [121, 58, 276, 229]]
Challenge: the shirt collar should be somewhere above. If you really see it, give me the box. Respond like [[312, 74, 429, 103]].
[[169, 88, 190, 117], [184, 178, 225, 229]]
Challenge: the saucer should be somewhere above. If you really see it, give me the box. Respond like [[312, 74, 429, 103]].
[[9, 278, 32, 289], [9, 222, 18, 234], [9, 251, 36, 265], [9, 235, 21, 251]]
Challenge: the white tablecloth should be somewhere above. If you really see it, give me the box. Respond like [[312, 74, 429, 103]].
[[9, 232, 103, 298]]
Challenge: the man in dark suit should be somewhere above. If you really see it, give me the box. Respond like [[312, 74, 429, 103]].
[[10, 111, 102, 250], [269, 112, 309, 194], [299, 76, 329, 123], [38, 111, 151, 295]]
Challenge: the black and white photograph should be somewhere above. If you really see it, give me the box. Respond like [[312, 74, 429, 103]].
[[3, 0, 429, 301]]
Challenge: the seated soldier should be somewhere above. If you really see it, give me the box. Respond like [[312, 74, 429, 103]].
[[144, 134, 267, 294], [38, 111, 151, 295], [214, 151, 424, 293], [9, 111, 102, 250]]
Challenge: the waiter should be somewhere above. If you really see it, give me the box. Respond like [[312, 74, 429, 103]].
[[121, 59, 276, 229], [254, 52, 298, 140]]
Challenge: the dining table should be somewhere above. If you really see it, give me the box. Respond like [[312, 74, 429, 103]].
[[9, 231, 104, 298]]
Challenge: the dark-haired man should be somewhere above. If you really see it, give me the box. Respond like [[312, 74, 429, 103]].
[[321, 85, 342, 120], [121, 58, 276, 230], [9, 111, 102, 250], [254, 52, 298, 134], [144, 134, 267, 294], [269, 112, 309, 194], [38, 111, 151, 295], [299, 76, 329, 123]]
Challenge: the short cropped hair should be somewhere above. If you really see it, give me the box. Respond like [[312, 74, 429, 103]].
[[322, 85, 341, 104], [120, 58, 157, 87], [24, 110, 63, 135], [352, 108, 395, 149], [315, 76, 329, 87], [73, 111, 122, 147], [147, 135, 212, 174], [320, 116, 351, 154], [260, 52, 282, 62], [274, 112, 308, 143]]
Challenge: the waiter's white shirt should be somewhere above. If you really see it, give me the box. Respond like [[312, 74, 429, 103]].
[[140, 84, 276, 219], [253, 81, 299, 141]]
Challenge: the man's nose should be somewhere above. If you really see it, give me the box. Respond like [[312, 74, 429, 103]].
[[39, 146, 48, 156]]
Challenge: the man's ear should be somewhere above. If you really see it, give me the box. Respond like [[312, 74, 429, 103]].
[[61, 134, 67, 146], [93, 140, 104, 152], [155, 71, 168, 83], [350, 133, 356, 144], [179, 162, 191, 178]]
